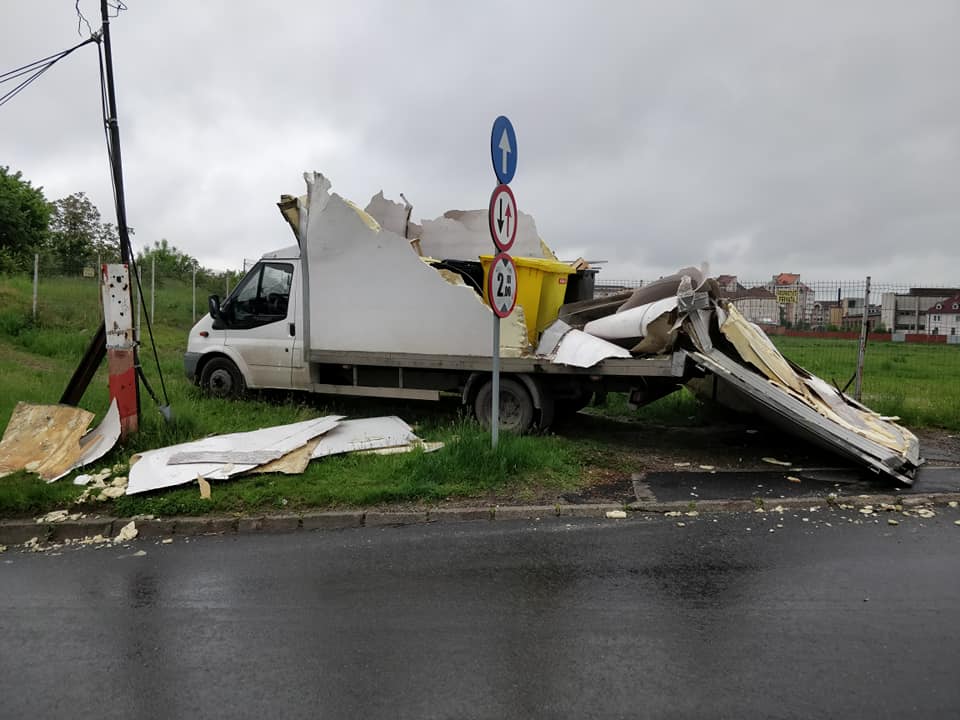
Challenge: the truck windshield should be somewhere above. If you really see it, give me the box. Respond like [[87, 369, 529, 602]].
[[227, 262, 293, 327]]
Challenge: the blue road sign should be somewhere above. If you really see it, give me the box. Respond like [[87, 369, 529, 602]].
[[490, 116, 517, 185]]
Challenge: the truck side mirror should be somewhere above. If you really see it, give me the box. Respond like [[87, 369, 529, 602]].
[[208, 294, 221, 319]]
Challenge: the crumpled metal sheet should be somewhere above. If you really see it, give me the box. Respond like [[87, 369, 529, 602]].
[[0, 400, 120, 483]]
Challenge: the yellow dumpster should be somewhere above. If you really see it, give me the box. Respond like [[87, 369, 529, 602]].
[[480, 255, 575, 344]]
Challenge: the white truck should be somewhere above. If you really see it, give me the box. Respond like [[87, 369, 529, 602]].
[[183, 172, 690, 432]]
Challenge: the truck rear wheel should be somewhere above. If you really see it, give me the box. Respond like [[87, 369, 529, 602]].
[[474, 378, 535, 434], [200, 357, 245, 399]]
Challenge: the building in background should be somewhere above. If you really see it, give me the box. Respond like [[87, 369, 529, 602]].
[[715, 275, 779, 325], [880, 288, 960, 334], [926, 293, 960, 337], [765, 273, 815, 326]]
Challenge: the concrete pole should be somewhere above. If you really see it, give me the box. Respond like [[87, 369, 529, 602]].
[[136, 265, 142, 342]]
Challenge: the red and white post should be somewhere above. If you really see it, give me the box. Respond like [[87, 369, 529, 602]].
[[101, 264, 139, 438]]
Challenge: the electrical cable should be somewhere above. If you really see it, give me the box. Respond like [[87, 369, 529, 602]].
[[0, 37, 96, 109]]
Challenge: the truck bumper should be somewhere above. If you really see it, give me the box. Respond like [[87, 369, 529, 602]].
[[184, 352, 202, 383]]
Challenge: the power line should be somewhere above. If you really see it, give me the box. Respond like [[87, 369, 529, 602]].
[[0, 37, 97, 109]]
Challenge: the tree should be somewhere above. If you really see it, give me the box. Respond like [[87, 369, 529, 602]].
[[136, 238, 198, 279], [0, 166, 51, 272], [47, 192, 120, 275]]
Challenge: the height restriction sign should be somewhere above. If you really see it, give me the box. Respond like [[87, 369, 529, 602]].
[[487, 253, 518, 318], [488, 184, 517, 252]]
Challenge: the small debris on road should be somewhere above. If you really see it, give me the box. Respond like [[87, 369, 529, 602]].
[[762, 457, 791, 466], [605, 510, 627, 519], [787, 476, 801, 483], [888, 519, 899, 526], [132, 549, 147, 557], [161, 538, 173, 544], [114, 521, 138, 544]]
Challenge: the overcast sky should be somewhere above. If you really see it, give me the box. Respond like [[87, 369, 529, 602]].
[[2, 1, 958, 284]]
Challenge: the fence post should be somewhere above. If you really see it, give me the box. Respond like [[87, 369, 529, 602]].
[[854, 275, 871, 401], [151, 256, 156, 325], [32, 253, 39, 322], [192, 261, 197, 324]]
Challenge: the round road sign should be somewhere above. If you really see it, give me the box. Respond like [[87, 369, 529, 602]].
[[490, 116, 517, 184], [487, 252, 518, 318], [488, 184, 518, 252]]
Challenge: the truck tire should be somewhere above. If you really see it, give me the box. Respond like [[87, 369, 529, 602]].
[[200, 357, 245, 399], [474, 378, 535, 434]]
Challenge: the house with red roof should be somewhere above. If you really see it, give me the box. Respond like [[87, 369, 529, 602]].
[[765, 273, 815, 326], [926, 293, 960, 337]]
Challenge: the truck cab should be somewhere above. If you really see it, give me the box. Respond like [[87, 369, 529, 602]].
[[185, 246, 310, 396]]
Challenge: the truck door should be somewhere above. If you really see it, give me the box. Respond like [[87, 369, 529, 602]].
[[221, 261, 296, 388]]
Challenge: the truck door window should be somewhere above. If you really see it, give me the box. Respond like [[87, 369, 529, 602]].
[[224, 262, 293, 328]]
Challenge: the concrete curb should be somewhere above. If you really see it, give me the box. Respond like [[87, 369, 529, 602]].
[[3, 493, 959, 548]]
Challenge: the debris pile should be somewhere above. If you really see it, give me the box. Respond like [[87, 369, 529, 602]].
[[538, 269, 921, 485], [126, 415, 442, 495]]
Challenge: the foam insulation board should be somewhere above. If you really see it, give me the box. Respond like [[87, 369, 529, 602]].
[[301, 172, 528, 357]]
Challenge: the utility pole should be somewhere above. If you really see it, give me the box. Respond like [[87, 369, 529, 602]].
[[60, 1, 140, 437]]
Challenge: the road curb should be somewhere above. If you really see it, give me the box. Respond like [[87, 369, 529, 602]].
[[2, 493, 959, 548]]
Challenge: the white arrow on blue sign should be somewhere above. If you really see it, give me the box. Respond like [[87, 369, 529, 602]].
[[490, 115, 517, 185]]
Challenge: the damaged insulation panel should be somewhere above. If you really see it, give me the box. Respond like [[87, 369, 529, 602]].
[[300, 173, 529, 357]]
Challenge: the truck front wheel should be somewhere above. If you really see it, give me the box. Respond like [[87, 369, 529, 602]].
[[474, 378, 535, 434], [200, 357, 245, 399]]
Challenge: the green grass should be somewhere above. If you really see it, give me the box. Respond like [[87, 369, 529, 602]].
[[0, 273, 583, 518], [1, 272, 957, 520], [769, 336, 960, 429]]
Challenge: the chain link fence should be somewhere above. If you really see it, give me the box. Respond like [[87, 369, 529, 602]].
[[600, 276, 960, 425], [5, 259, 957, 426]]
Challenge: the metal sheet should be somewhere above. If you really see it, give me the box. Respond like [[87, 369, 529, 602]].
[[551, 329, 633, 368], [310, 417, 419, 459], [126, 416, 343, 494], [690, 349, 918, 485]]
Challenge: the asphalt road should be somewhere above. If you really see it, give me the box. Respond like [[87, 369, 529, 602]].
[[2, 512, 959, 719]]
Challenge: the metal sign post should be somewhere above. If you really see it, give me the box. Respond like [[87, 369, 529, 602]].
[[487, 116, 518, 448]]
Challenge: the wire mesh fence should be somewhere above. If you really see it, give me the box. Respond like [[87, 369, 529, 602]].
[[601, 276, 960, 425], [5, 259, 958, 427]]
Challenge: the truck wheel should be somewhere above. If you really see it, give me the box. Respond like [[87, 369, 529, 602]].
[[474, 378, 535, 434], [200, 357, 245, 399]]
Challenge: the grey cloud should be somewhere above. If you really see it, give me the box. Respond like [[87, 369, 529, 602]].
[[1, 0, 957, 284]]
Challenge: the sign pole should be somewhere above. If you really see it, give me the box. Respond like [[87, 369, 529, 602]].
[[487, 115, 519, 449], [492, 314, 500, 448]]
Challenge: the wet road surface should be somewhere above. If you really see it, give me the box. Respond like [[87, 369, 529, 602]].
[[2, 512, 959, 719]]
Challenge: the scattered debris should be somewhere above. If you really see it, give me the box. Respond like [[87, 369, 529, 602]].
[[197, 476, 212, 500], [888, 519, 899, 526], [36, 510, 71, 524], [698, 465, 715, 471], [787, 476, 801, 483], [132, 549, 147, 557], [161, 538, 173, 544], [762, 457, 792, 467], [605, 510, 627, 519], [949, 501, 958, 508], [114, 521, 138, 543], [916, 508, 936, 519], [0, 544, 6, 553], [673, 462, 691, 468], [664, 511, 683, 517], [97, 486, 126, 501]]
